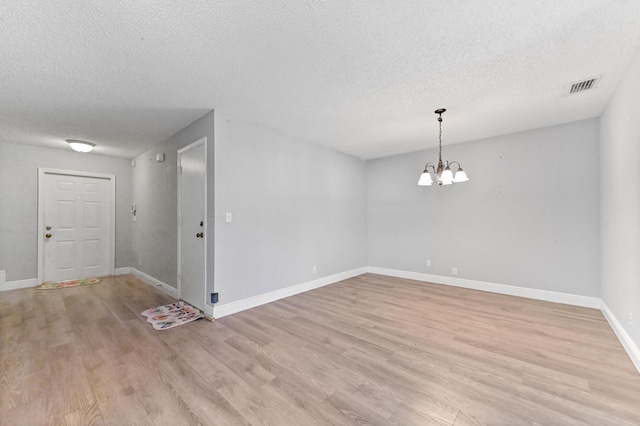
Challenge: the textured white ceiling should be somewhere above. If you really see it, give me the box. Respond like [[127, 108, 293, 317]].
[[2, 1, 640, 159]]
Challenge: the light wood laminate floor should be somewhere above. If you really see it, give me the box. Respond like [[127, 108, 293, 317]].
[[1, 273, 639, 425]]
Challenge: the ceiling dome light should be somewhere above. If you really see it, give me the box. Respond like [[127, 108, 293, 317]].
[[66, 139, 96, 153]]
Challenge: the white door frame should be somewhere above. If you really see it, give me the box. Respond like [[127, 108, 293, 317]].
[[37, 168, 116, 284], [177, 137, 207, 310]]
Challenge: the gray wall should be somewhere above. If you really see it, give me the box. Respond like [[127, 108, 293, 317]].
[[600, 47, 640, 348], [367, 119, 600, 297], [131, 111, 214, 289], [0, 142, 132, 281], [214, 112, 367, 305]]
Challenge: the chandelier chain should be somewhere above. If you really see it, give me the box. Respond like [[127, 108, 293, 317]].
[[438, 115, 443, 163]]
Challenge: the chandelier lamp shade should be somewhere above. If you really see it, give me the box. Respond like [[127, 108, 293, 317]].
[[418, 109, 469, 186]]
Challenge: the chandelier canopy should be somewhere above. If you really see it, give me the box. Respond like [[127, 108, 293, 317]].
[[418, 109, 468, 186]]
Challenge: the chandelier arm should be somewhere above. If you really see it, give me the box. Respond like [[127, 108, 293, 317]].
[[425, 162, 437, 173], [447, 160, 462, 170]]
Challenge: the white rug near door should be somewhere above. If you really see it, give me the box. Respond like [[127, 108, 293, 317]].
[[141, 301, 203, 330]]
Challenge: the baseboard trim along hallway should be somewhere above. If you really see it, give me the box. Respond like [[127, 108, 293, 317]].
[[130, 268, 178, 298], [212, 267, 368, 318], [0, 276, 38, 291]]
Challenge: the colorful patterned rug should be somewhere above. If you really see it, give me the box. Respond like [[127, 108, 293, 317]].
[[37, 278, 101, 290], [141, 302, 203, 330]]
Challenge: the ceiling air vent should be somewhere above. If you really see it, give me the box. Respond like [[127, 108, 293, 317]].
[[569, 77, 600, 94]]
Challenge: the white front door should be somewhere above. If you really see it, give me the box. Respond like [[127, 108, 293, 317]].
[[42, 172, 112, 282], [178, 139, 206, 310]]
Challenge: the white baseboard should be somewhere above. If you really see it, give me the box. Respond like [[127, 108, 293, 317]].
[[213, 267, 368, 318], [0, 268, 136, 292], [0, 277, 38, 291], [203, 304, 214, 318], [0, 269, 37, 291], [124, 268, 214, 317], [601, 301, 640, 373], [130, 268, 178, 298], [367, 267, 602, 309], [115, 267, 131, 275], [368, 267, 639, 374]]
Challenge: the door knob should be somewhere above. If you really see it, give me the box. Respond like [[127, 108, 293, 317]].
[[196, 232, 203, 238], [45, 233, 52, 239]]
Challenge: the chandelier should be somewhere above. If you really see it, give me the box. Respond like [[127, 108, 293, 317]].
[[418, 108, 469, 186]]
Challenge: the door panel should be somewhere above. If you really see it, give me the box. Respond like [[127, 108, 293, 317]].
[[56, 241, 75, 270], [43, 173, 111, 282], [83, 202, 100, 228], [83, 239, 100, 267], [57, 200, 76, 228], [178, 142, 206, 310]]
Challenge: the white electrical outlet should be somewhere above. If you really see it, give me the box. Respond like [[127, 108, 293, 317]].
[[452, 267, 458, 276], [226, 212, 232, 223], [312, 265, 317, 274], [426, 259, 431, 267]]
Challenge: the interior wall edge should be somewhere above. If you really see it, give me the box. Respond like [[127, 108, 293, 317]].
[[601, 300, 640, 374]]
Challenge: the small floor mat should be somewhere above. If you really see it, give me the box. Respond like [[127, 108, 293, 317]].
[[141, 302, 203, 330], [37, 278, 101, 290]]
